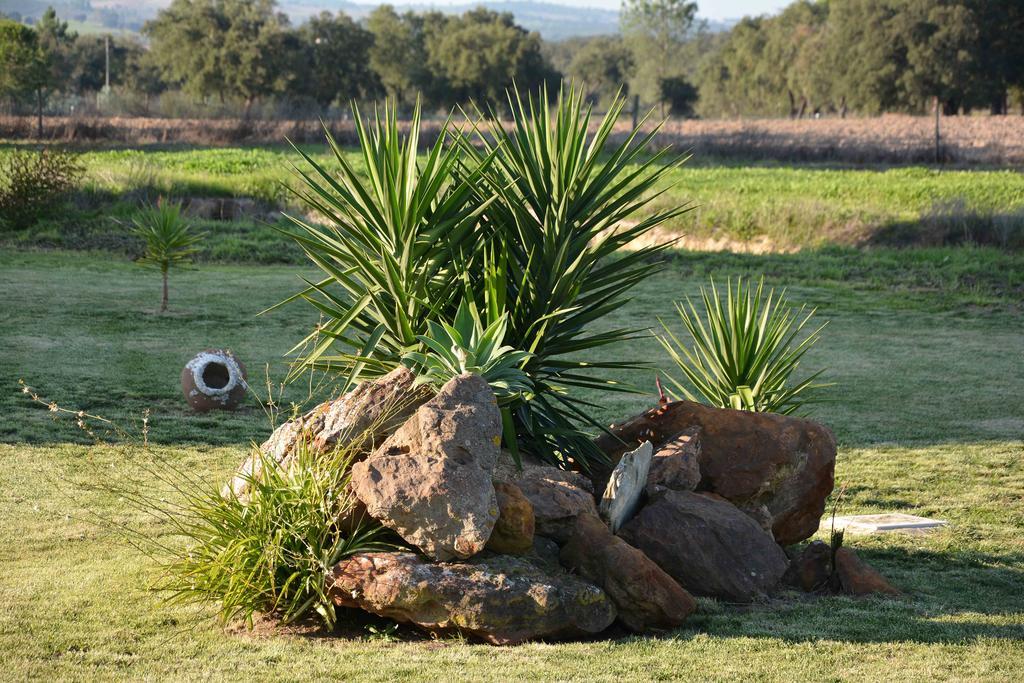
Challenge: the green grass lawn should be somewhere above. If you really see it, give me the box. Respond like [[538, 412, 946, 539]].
[[3, 144, 1024, 257], [1, 247, 1023, 680]]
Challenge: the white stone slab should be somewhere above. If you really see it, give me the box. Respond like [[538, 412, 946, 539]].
[[599, 440, 653, 533], [829, 513, 948, 534]]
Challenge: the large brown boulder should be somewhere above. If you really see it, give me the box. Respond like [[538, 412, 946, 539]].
[[594, 400, 836, 545], [560, 513, 696, 632], [485, 481, 535, 555], [223, 366, 425, 499], [327, 552, 616, 645], [350, 373, 501, 561], [618, 490, 789, 602], [509, 466, 599, 543]]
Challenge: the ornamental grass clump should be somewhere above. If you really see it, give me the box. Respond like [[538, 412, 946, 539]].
[[657, 276, 829, 415], [156, 440, 393, 629], [280, 84, 689, 471], [18, 383, 396, 630]]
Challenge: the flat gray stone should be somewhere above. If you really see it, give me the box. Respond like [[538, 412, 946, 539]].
[[830, 513, 948, 535]]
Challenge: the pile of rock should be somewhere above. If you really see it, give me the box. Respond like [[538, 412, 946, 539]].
[[225, 368, 898, 645]]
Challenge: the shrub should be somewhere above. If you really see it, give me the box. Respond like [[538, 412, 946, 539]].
[[0, 148, 84, 229], [657, 277, 829, 415], [282, 85, 687, 471], [127, 199, 205, 312], [156, 439, 395, 629]]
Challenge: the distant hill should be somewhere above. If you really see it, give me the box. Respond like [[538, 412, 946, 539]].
[[1, 0, 734, 41], [281, 1, 620, 39]]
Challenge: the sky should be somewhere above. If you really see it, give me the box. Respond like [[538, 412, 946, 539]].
[[370, 1, 788, 21]]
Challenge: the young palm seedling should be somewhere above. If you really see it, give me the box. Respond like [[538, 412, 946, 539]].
[[127, 199, 205, 313]]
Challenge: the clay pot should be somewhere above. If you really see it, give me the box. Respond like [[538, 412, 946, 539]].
[[180, 349, 248, 411]]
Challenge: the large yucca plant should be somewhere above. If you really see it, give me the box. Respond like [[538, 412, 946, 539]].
[[657, 277, 829, 415], [280, 85, 689, 472], [462, 85, 690, 469], [274, 101, 492, 387]]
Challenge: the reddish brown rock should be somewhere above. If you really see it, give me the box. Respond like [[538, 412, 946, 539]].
[[312, 366, 427, 453], [618, 490, 789, 602], [560, 513, 696, 632], [327, 552, 616, 645], [223, 366, 425, 499], [351, 374, 501, 561], [508, 466, 599, 544], [486, 481, 535, 555], [595, 400, 836, 545], [834, 548, 901, 597], [782, 540, 833, 593], [645, 428, 702, 496]]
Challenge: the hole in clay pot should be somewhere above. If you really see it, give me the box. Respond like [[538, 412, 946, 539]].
[[202, 362, 231, 390]]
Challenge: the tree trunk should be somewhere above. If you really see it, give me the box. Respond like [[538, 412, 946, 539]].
[[35, 89, 43, 139], [990, 93, 1008, 116], [797, 96, 808, 119], [787, 90, 797, 119], [161, 266, 169, 313], [839, 96, 847, 119]]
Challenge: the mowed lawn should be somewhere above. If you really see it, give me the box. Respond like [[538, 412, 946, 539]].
[[1, 247, 1023, 680]]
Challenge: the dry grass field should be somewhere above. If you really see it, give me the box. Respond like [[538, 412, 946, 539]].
[[3, 114, 1024, 165]]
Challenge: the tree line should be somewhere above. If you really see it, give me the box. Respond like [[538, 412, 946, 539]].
[[0, 0, 558, 123], [2, 0, 1023, 125], [695, 0, 1024, 117]]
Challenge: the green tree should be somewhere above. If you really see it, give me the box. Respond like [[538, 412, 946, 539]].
[[144, 0, 294, 113], [566, 35, 634, 106], [695, 2, 828, 118], [621, 0, 698, 112], [124, 49, 167, 112], [67, 35, 143, 94], [366, 5, 427, 108], [815, 0, 905, 115], [0, 19, 48, 137], [426, 8, 556, 109], [969, 0, 1024, 114], [695, 17, 771, 117], [36, 6, 76, 86], [659, 75, 698, 117], [292, 12, 378, 109], [897, 0, 982, 114]]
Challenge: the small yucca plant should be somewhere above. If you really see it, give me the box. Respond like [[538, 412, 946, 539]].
[[127, 199, 205, 312], [657, 277, 829, 415], [402, 299, 534, 406]]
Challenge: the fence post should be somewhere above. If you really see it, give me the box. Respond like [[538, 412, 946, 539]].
[[933, 95, 941, 164]]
